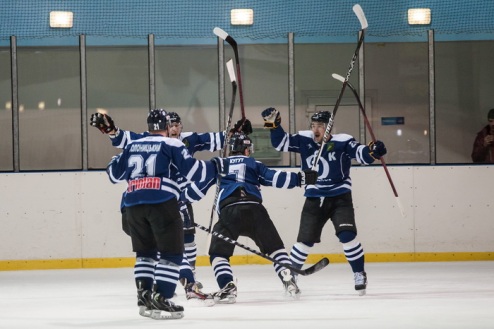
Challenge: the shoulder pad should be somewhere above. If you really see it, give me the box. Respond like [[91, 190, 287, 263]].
[[297, 130, 314, 138]]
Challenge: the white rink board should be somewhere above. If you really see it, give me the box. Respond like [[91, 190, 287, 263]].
[[0, 166, 493, 261]]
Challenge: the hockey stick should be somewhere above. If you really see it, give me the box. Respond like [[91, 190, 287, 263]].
[[195, 223, 330, 276], [213, 27, 246, 122], [207, 59, 238, 239], [332, 73, 406, 218], [312, 4, 368, 170]]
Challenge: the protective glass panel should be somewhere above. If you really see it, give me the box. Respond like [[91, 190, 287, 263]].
[[436, 40, 494, 164], [18, 47, 81, 170], [155, 46, 218, 161], [0, 48, 13, 171], [87, 47, 149, 169], [365, 42, 430, 164], [294, 43, 359, 166]]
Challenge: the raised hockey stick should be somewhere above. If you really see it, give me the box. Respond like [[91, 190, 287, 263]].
[[195, 223, 330, 276], [213, 27, 246, 122], [332, 73, 406, 218], [312, 4, 368, 170], [207, 59, 238, 238]]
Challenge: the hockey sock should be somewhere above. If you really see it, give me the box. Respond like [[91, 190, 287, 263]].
[[178, 253, 195, 285], [184, 236, 197, 271], [154, 255, 182, 299], [290, 242, 313, 269], [269, 249, 293, 281], [211, 256, 234, 289], [134, 256, 156, 291], [343, 240, 365, 273]]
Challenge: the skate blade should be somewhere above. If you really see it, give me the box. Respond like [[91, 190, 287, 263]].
[[138, 306, 152, 317], [284, 290, 301, 301], [213, 296, 236, 304], [150, 310, 184, 320], [357, 289, 366, 296]]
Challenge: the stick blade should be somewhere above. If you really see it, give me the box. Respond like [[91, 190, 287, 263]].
[[395, 196, 407, 218], [213, 27, 228, 40], [226, 59, 237, 83], [331, 73, 345, 83], [353, 4, 368, 30], [299, 257, 330, 276]]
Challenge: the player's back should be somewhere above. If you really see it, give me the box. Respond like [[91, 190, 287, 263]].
[[119, 135, 190, 206], [218, 155, 263, 202]]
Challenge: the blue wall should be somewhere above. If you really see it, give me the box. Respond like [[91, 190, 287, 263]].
[[1, 0, 493, 46]]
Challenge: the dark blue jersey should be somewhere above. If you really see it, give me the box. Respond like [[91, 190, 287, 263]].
[[110, 129, 225, 202], [270, 125, 375, 198], [107, 135, 215, 207], [213, 155, 302, 210]]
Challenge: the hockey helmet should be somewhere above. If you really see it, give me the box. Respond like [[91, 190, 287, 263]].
[[311, 111, 331, 124], [229, 132, 253, 155], [147, 108, 168, 131], [167, 112, 182, 125]]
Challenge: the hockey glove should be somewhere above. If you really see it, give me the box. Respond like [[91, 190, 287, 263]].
[[297, 169, 318, 186], [261, 107, 281, 129], [231, 118, 253, 135], [368, 140, 387, 160], [211, 157, 228, 176], [178, 201, 192, 228], [90, 113, 118, 134]]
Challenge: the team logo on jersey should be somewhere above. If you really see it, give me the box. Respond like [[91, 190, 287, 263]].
[[183, 139, 190, 148], [326, 142, 334, 152]]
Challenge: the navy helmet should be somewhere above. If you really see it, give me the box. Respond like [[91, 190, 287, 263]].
[[311, 111, 331, 124], [229, 132, 253, 155], [147, 108, 168, 131], [167, 111, 182, 125]]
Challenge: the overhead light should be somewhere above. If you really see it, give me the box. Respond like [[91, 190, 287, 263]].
[[408, 8, 431, 25], [231, 9, 254, 25], [50, 11, 74, 28]]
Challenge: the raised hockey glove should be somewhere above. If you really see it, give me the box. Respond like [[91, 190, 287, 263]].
[[231, 118, 253, 135], [178, 201, 192, 228], [90, 113, 118, 134], [262, 107, 281, 129], [297, 169, 318, 186], [211, 157, 228, 176], [368, 140, 387, 160]]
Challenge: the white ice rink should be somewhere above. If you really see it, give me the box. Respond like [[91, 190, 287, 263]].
[[1, 261, 493, 329]]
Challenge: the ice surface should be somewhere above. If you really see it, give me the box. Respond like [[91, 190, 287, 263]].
[[1, 261, 493, 328]]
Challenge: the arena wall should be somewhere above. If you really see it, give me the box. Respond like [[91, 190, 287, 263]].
[[1, 165, 493, 270]]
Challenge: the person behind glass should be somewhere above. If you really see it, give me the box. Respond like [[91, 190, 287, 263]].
[[261, 108, 387, 296], [207, 132, 318, 303], [91, 111, 252, 302], [471, 108, 494, 163], [105, 109, 217, 320]]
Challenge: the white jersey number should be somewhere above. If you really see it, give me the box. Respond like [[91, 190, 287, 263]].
[[128, 154, 157, 179]]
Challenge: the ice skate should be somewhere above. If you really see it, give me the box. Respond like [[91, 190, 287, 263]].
[[281, 269, 301, 299], [354, 271, 367, 296], [137, 289, 153, 317], [150, 292, 184, 320], [212, 281, 237, 304], [185, 281, 215, 307]]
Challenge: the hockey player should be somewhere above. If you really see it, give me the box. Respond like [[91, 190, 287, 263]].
[[207, 132, 318, 303], [106, 109, 218, 319], [91, 111, 251, 302], [261, 108, 387, 296]]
